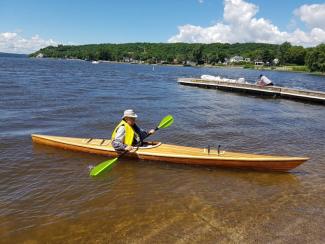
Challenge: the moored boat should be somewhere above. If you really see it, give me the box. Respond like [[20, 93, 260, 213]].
[[200, 75, 248, 84], [31, 134, 308, 172]]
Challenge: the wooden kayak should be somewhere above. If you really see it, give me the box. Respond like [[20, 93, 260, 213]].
[[31, 134, 308, 172]]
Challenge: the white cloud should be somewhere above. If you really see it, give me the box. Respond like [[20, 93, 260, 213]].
[[0, 32, 58, 54], [294, 3, 325, 29], [223, 0, 257, 24], [198, 0, 204, 3], [168, 0, 325, 46]]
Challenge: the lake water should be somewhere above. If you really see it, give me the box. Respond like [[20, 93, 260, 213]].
[[0, 57, 324, 243]]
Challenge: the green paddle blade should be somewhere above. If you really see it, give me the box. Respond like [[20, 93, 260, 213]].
[[158, 115, 174, 129], [90, 157, 118, 176]]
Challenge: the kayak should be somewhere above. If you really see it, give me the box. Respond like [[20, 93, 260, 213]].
[[31, 134, 308, 172]]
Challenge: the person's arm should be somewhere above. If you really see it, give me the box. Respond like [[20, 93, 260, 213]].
[[255, 78, 261, 85], [256, 77, 265, 86], [135, 125, 155, 142]]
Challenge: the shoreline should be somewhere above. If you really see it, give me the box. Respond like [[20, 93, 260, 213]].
[[30, 57, 325, 76], [100, 60, 325, 76]]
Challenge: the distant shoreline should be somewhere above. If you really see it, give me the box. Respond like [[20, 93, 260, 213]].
[[0, 52, 28, 58], [95, 60, 325, 76], [29, 56, 325, 76]]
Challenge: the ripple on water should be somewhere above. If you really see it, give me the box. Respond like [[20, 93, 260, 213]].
[[0, 57, 324, 242]]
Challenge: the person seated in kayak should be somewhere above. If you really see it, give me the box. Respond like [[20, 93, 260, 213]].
[[111, 109, 155, 152], [256, 74, 274, 86]]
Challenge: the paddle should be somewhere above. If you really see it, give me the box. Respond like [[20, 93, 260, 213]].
[[89, 115, 174, 176]]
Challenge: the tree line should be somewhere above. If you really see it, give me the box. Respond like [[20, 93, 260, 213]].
[[30, 42, 325, 72]]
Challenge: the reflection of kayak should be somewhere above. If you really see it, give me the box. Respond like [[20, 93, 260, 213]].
[[31, 134, 308, 172]]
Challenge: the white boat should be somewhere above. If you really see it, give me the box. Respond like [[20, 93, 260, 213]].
[[200, 75, 248, 84], [91, 61, 99, 64]]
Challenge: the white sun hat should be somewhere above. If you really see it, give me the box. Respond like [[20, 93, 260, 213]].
[[123, 109, 138, 118]]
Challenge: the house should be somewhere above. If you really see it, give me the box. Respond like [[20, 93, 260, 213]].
[[255, 61, 264, 65], [273, 58, 279, 65], [223, 58, 229, 65], [36, 53, 44, 58], [123, 57, 132, 62], [230, 56, 244, 63], [183, 60, 196, 66]]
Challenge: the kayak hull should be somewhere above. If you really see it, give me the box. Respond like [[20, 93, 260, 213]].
[[31, 134, 308, 172]]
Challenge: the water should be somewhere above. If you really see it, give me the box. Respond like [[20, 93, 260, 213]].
[[0, 57, 324, 243]]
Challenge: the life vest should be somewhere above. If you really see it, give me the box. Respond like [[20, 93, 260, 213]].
[[111, 120, 138, 146]]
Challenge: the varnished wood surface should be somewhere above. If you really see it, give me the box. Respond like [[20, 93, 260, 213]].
[[31, 134, 308, 171]]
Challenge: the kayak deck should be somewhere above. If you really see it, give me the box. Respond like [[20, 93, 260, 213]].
[[31, 134, 308, 171]]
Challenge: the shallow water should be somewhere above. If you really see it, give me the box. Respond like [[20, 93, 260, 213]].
[[0, 57, 324, 243]]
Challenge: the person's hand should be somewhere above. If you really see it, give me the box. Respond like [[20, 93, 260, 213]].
[[125, 146, 134, 151], [148, 129, 155, 135]]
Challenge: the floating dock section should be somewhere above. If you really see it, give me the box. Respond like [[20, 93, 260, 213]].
[[178, 78, 325, 105]]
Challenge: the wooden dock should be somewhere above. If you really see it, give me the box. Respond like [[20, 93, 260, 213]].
[[177, 78, 325, 105]]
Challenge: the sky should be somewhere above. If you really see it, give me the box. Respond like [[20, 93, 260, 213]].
[[0, 0, 325, 53]]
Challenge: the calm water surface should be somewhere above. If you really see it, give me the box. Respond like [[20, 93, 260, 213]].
[[0, 58, 325, 243]]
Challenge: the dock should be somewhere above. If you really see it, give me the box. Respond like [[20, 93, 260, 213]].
[[177, 78, 325, 105]]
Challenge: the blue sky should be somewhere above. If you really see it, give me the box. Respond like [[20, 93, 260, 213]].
[[1, 0, 325, 53]]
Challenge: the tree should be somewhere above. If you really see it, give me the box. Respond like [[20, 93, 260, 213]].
[[217, 52, 227, 63], [251, 49, 263, 61], [207, 52, 218, 64], [175, 53, 187, 64], [98, 48, 111, 60], [305, 44, 325, 72], [287, 46, 306, 65], [261, 49, 275, 64], [86, 52, 95, 61], [278, 42, 292, 64], [167, 54, 174, 63], [192, 45, 204, 64]]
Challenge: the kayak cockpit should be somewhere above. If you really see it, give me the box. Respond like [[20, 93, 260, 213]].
[[139, 141, 162, 149], [79, 138, 161, 149]]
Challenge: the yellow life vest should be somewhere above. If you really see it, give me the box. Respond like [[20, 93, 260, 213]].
[[111, 120, 136, 146]]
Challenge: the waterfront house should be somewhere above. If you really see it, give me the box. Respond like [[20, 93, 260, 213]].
[[255, 61, 264, 65], [230, 56, 244, 63], [36, 53, 44, 58]]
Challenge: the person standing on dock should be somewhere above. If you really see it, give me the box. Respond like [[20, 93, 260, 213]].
[[256, 74, 274, 86], [111, 109, 155, 152]]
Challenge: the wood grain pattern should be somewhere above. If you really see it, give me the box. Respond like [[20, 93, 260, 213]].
[[31, 134, 308, 171]]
